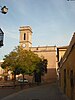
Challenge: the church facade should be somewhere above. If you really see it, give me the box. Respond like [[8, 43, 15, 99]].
[[19, 26, 57, 82]]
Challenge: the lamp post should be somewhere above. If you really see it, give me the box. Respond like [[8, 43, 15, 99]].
[[0, 6, 8, 14], [0, 28, 4, 47], [0, 6, 8, 47]]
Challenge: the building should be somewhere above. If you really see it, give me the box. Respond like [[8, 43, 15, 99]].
[[56, 46, 68, 79], [57, 46, 68, 62], [19, 26, 57, 82], [0, 60, 13, 80], [59, 33, 75, 100], [0, 60, 4, 75]]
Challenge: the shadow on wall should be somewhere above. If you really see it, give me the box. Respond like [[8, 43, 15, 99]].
[[43, 68, 57, 83]]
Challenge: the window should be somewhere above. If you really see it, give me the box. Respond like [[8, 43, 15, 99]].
[[70, 70, 74, 87], [24, 33, 26, 40], [36, 47, 38, 50], [64, 69, 66, 93]]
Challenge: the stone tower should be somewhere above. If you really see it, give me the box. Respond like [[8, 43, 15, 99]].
[[19, 26, 32, 49]]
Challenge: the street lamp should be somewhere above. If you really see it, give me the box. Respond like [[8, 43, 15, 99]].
[[0, 6, 8, 47], [0, 28, 4, 47], [0, 6, 8, 14]]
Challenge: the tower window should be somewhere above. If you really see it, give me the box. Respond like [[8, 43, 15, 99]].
[[36, 47, 38, 50], [24, 33, 26, 40]]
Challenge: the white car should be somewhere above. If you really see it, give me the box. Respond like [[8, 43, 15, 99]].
[[18, 78, 28, 83]]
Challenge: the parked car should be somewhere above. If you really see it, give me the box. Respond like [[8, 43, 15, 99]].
[[18, 78, 29, 83]]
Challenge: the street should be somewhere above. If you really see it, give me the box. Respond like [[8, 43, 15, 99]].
[[0, 83, 70, 100]]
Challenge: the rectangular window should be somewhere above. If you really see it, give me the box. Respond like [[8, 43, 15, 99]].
[[70, 70, 74, 87], [64, 69, 66, 93], [24, 33, 26, 40]]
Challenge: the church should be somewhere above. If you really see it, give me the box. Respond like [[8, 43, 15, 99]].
[[19, 26, 57, 82]]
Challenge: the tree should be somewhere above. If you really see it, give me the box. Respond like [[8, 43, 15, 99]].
[[1, 46, 47, 84], [33, 58, 48, 84], [1, 47, 41, 78], [1, 50, 20, 82], [42, 59, 48, 74]]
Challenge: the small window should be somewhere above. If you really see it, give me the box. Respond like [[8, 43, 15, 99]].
[[36, 47, 38, 50], [70, 70, 74, 87], [64, 69, 66, 93], [64, 69, 66, 85], [24, 33, 26, 40]]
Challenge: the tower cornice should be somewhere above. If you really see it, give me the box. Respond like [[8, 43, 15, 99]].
[[19, 26, 32, 33]]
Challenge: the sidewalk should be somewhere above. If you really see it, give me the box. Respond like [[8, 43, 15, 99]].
[[1, 83, 70, 100]]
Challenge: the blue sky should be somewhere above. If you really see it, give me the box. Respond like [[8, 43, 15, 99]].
[[0, 0, 75, 60]]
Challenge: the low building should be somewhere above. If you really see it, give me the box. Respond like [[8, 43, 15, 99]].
[[59, 33, 75, 100]]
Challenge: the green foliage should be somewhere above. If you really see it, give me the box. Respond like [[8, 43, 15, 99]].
[[1, 46, 47, 76]]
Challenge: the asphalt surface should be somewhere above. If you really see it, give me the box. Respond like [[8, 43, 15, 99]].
[[0, 85, 25, 99], [0, 83, 70, 100]]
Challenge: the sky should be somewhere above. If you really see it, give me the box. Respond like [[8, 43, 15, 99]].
[[0, 0, 75, 60]]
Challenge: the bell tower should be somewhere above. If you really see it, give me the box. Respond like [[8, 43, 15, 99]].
[[19, 26, 32, 49]]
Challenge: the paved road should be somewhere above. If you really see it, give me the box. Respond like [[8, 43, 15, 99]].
[[0, 84, 31, 99], [1, 83, 70, 100]]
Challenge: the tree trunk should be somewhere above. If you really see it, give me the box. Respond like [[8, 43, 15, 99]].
[[22, 74, 24, 83], [13, 73, 16, 88]]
